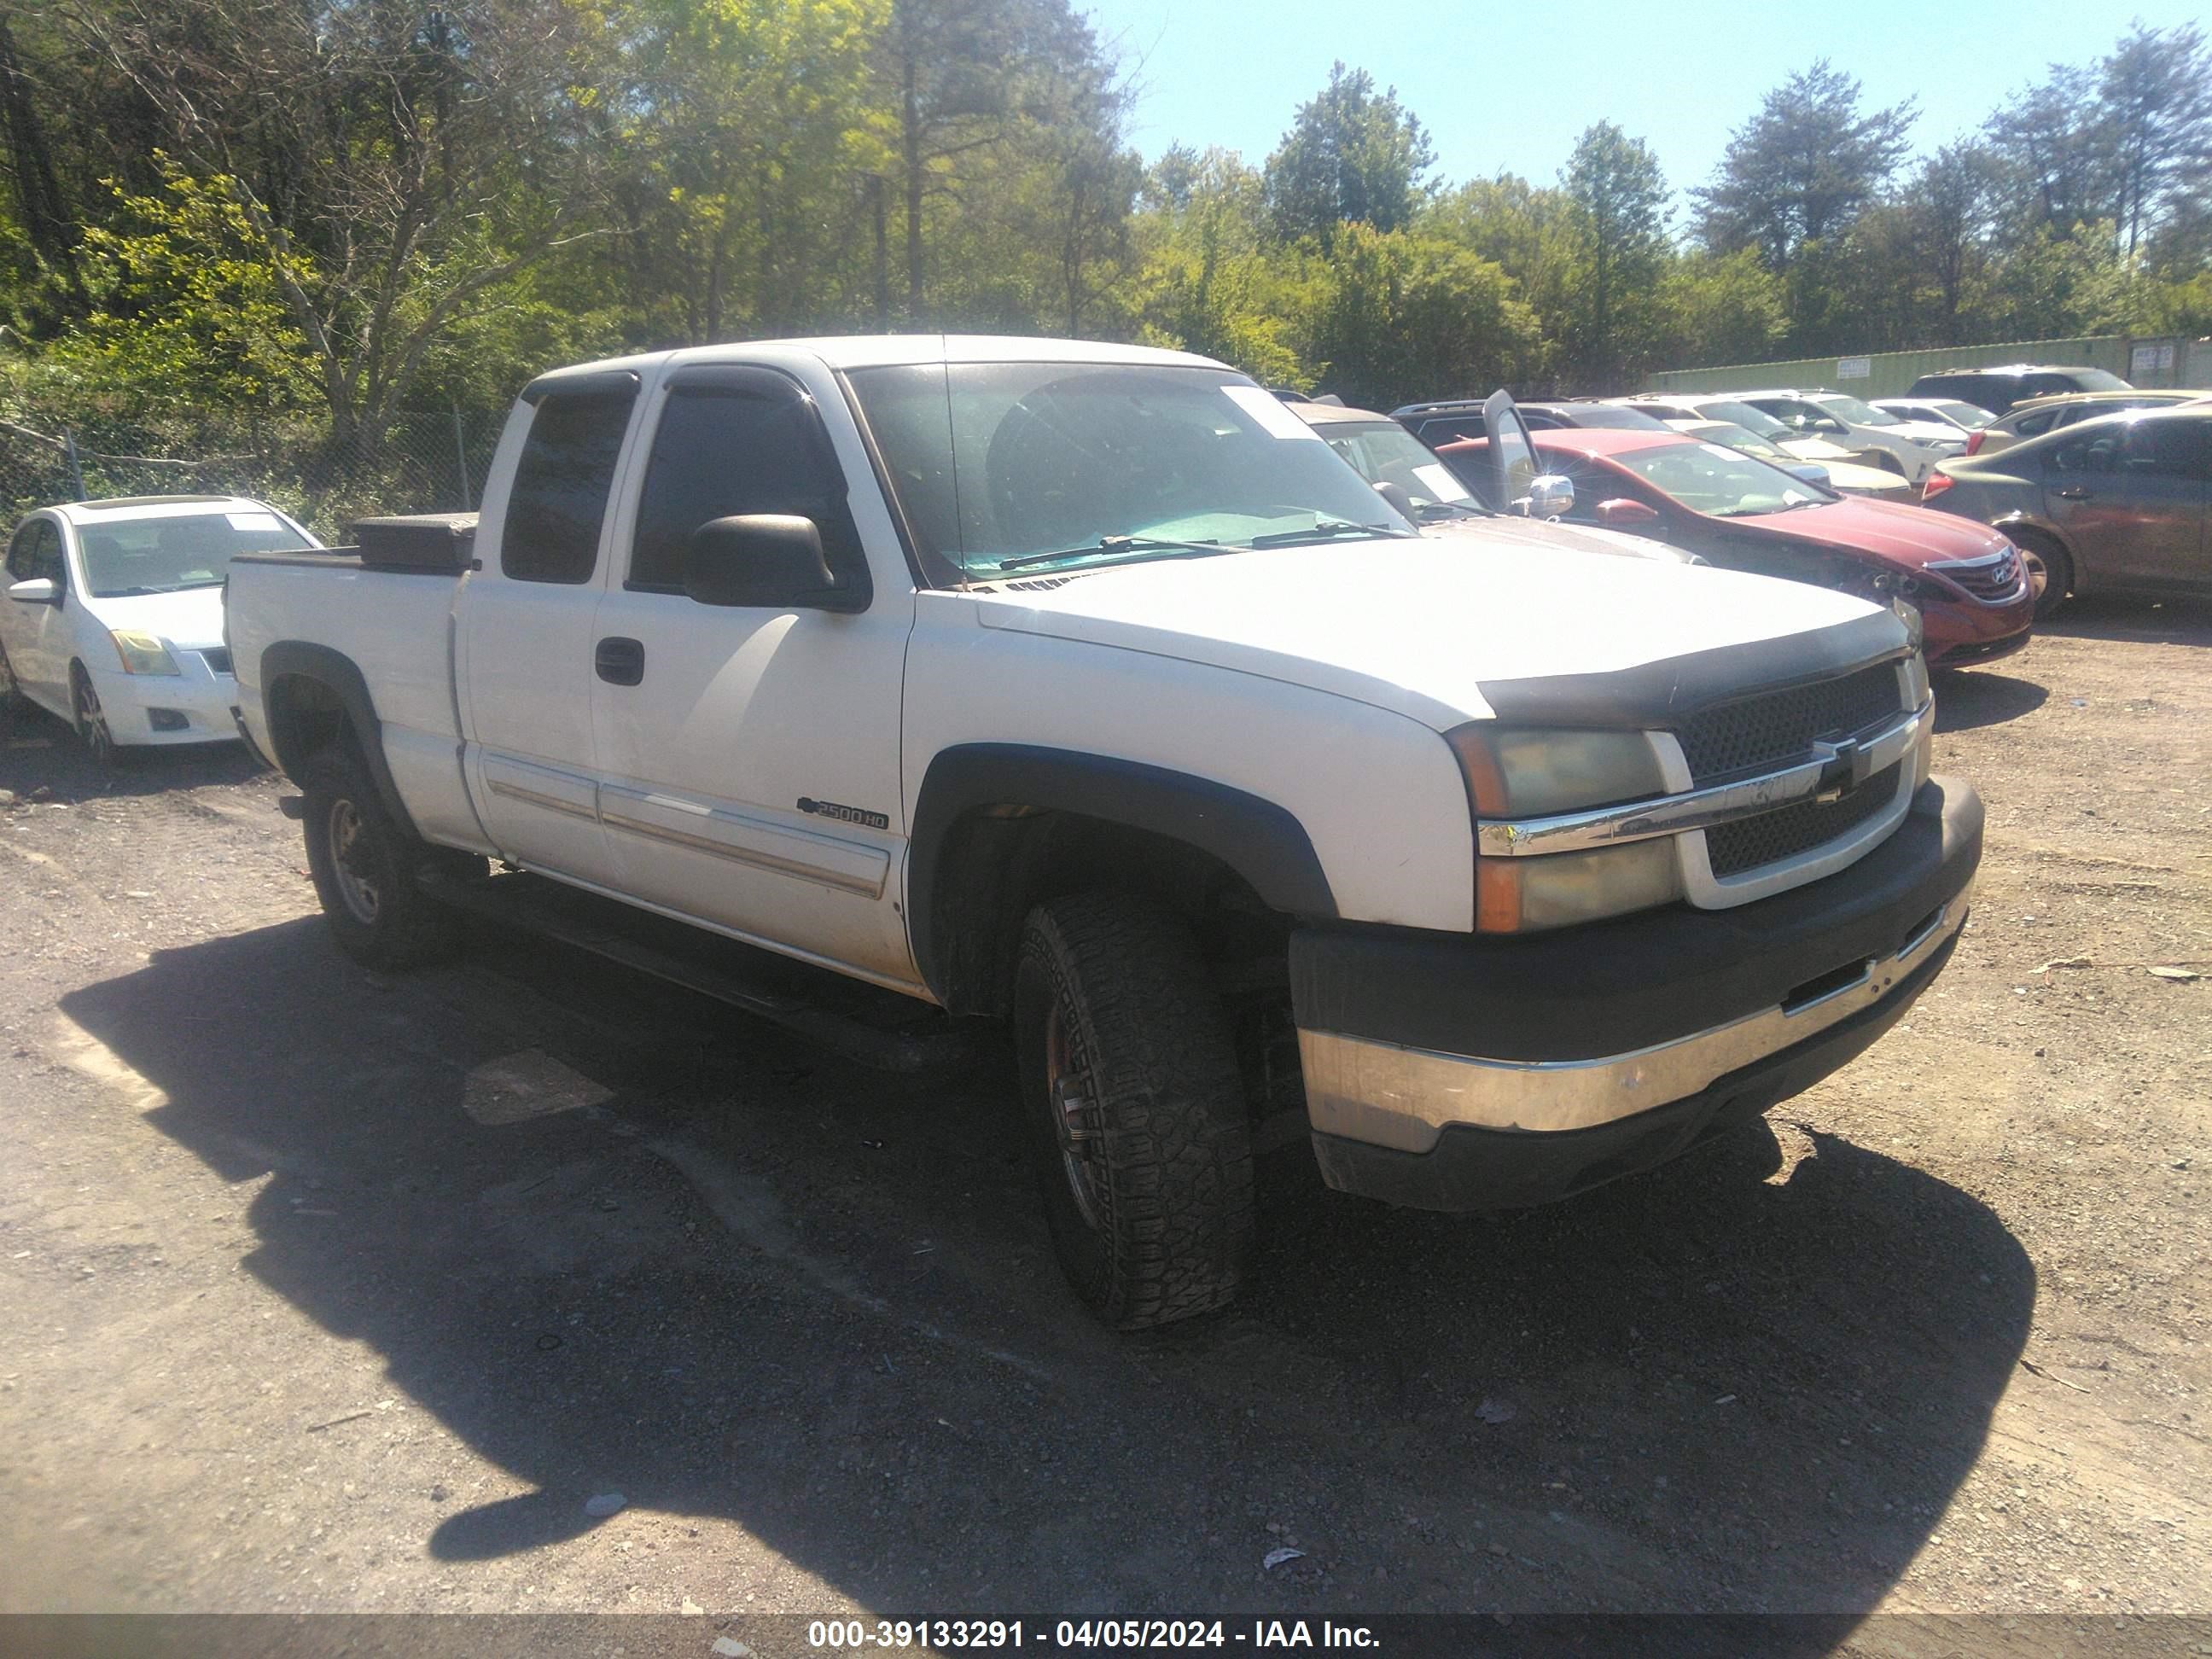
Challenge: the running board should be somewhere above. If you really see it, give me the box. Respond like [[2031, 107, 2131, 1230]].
[[418, 868, 985, 1075]]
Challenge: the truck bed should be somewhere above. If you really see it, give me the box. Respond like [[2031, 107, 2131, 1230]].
[[227, 550, 486, 852]]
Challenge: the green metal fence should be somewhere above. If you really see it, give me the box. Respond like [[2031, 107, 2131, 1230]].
[[1645, 335, 2212, 399]]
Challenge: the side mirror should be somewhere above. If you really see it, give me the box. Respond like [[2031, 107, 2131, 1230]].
[[683, 515, 847, 610], [1785, 463, 1832, 486], [1522, 474, 1575, 520], [1594, 498, 1659, 527], [1372, 480, 1415, 518], [9, 577, 59, 605]]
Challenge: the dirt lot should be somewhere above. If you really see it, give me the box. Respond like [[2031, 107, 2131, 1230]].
[[0, 601, 2206, 1643]]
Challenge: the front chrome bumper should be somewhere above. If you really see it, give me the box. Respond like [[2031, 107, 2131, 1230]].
[[1299, 884, 1970, 1155]]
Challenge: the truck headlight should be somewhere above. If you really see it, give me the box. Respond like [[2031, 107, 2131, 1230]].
[[109, 629, 181, 676], [1446, 725, 1683, 931], [1444, 725, 1668, 818]]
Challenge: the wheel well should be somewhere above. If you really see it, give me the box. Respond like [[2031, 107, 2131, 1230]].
[[1999, 522, 2074, 587], [264, 672, 355, 780], [924, 807, 1294, 1019]]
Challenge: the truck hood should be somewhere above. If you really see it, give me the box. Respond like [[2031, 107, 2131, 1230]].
[[968, 538, 1896, 729], [1727, 496, 2015, 571], [81, 584, 227, 649]]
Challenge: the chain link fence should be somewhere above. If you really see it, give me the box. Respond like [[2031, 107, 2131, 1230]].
[[0, 408, 507, 545]]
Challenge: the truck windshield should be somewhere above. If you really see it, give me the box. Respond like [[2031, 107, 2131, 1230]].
[[844, 363, 1416, 580], [76, 509, 311, 597]]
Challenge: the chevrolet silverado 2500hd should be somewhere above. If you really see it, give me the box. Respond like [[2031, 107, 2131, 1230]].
[[227, 336, 1982, 1329]]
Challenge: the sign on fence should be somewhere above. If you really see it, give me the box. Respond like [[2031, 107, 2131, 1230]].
[[1836, 357, 1871, 380], [2130, 341, 2176, 378]]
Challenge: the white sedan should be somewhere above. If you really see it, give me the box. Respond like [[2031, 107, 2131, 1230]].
[[2, 494, 318, 764], [1733, 389, 1967, 485]]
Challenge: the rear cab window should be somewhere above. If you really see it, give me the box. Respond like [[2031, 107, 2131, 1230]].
[[501, 375, 640, 584]]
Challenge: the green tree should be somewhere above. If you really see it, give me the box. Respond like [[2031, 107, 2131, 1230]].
[[1656, 247, 1787, 368], [47, 0, 618, 445], [1557, 122, 1669, 388], [875, 0, 1117, 320], [620, 0, 888, 341], [1895, 143, 2002, 343], [1693, 61, 1915, 273], [1986, 63, 2112, 240], [1311, 223, 1539, 408], [39, 166, 317, 413], [1130, 147, 1315, 387], [1263, 62, 1435, 246], [2096, 21, 2212, 259]]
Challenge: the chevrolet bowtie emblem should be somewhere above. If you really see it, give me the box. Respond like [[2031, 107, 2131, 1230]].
[[1811, 736, 1871, 804]]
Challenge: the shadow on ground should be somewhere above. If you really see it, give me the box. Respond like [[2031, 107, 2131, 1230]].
[[1933, 671, 2047, 732], [1, 696, 264, 801], [58, 917, 2034, 1630]]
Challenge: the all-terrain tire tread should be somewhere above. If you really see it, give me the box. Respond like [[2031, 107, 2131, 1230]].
[[1020, 891, 1254, 1330]]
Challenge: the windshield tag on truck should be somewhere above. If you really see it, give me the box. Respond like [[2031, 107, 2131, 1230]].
[[797, 796, 889, 831], [1222, 385, 1322, 441], [227, 511, 282, 531]]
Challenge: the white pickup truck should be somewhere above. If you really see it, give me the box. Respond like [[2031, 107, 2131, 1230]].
[[227, 335, 1982, 1329]]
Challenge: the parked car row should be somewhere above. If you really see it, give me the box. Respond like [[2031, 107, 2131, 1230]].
[[1387, 363, 2208, 629]]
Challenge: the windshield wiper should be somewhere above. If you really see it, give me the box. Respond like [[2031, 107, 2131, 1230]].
[[995, 534, 1225, 573], [1244, 519, 1417, 548]]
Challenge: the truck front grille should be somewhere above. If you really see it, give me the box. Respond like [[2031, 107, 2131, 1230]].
[[1674, 662, 1902, 785], [1705, 764, 1901, 876]]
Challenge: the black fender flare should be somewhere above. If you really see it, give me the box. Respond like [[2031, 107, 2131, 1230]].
[[257, 640, 421, 840], [906, 743, 1337, 1002]]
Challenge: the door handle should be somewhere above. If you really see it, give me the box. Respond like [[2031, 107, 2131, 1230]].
[[594, 636, 645, 686], [2055, 486, 2092, 500]]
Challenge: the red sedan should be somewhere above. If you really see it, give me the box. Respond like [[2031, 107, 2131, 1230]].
[[1437, 428, 2035, 668]]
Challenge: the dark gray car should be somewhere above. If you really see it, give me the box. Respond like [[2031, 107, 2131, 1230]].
[[1905, 364, 2132, 416], [1920, 406, 2209, 618]]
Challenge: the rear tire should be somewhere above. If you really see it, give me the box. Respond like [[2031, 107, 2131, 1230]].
[[2007, 529, 2073, 621], [300, 746, 463, 969], [1013, 892, 1255, 1330]]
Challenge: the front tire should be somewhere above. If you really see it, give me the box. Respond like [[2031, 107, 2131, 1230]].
[[2007, 529, 2073, 621], [70, 664, 119, 769], [300, 746, 463, 969], [0, 638, 25, 724], [1013, 892, 1255, 1329]]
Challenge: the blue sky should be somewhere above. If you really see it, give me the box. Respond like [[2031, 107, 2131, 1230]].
[[1082, 0, 2209, 211]]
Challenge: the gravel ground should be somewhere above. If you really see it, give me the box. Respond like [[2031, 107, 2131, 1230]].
[[0, 599, 2205, 1644]]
